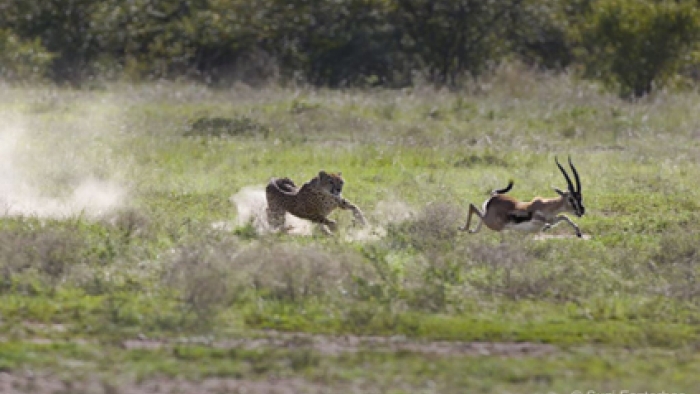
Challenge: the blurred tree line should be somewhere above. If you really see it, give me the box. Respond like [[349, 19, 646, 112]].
[[1, 0, 699, 97]]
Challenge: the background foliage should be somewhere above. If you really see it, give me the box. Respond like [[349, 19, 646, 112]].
[[2, 0, 700, 96]]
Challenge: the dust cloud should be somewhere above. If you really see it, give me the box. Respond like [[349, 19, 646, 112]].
[[0, 112, 127, 219], [229, 186, 415, 240], [343, 199, 415, 242]]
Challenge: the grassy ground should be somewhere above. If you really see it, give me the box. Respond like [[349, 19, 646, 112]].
[[1, 67, 700, 393]]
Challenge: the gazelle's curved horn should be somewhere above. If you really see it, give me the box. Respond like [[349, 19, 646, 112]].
[[555, 156, 574, 192], [568, 156, 581, 193]]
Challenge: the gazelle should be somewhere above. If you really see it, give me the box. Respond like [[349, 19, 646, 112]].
[[459, 156, 585, 237]]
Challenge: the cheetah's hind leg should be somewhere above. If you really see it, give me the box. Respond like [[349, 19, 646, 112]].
[[318, 218, 337, 235], [266, 206, 286, 232]]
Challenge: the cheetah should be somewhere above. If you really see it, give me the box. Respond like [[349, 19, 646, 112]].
[[265, 171, 367, 234]]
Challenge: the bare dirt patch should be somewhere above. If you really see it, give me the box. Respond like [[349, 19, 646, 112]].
[[0, 373, 331, 394], [122, 330, 557, 358], [534, 233, 592, 240], [0, 331, 556, 393]]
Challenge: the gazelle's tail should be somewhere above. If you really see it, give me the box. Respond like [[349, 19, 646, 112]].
[[492, 180, 514, 195]]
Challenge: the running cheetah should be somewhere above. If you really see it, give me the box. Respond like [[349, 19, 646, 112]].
[[266, 171, 367, 234]]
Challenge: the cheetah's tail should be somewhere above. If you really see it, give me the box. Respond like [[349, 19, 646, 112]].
[[268, 177, 298, 194]]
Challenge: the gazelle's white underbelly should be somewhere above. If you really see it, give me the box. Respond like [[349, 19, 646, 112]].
[[504, 220, 545, 232]]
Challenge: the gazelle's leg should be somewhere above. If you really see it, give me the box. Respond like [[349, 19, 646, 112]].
[[459, 203, 485, 233], [543, 214, 582, 237]]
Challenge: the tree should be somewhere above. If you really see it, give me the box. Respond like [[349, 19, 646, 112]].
[[575, 0, 700, 98], [506, 0, 580, 70], [392, 0, 523, 85], [255, 0, 404, 86]]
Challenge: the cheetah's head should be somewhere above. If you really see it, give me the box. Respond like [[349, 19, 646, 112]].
[[318, 170, 344, 196]]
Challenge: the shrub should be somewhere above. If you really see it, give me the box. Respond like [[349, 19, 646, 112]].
[[164, 237, 242, 320], [184, 116, 270, 138], [0, 224, 86, 293], [237, 242, 375, 302], [651, 230, 700, 301], [164, 239, 377, 315], [386, 202, 462, 253]]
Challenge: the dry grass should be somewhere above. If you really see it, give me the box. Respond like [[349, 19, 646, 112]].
[[164, 237, 379, 319], [164, 237, 242, 319], [386, 202, 462, 252], [238, 243, 374, 302], [651, 229, 700, 302]]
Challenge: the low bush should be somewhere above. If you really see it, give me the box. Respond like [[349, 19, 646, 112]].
[[0, 222, 86, 294], [184, 116, 271, 138]]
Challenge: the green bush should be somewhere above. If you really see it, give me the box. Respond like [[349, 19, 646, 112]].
[[0, 0, 101, 82], [0, 29, 54, 81], [185, 116, 271, 138], [575, 0, 700, 98]]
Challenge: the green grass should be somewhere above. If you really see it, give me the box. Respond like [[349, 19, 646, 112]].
[[1, 72, 700, 391], [0, 340, 699, 392]]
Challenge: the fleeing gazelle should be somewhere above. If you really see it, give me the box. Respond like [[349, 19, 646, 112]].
[[459, 156, 585, 238]]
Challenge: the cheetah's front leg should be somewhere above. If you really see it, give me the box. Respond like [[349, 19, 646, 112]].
[[338, 198, 367, 227]]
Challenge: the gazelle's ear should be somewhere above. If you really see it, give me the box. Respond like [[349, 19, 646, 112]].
[[553, 187, 566, 196]]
